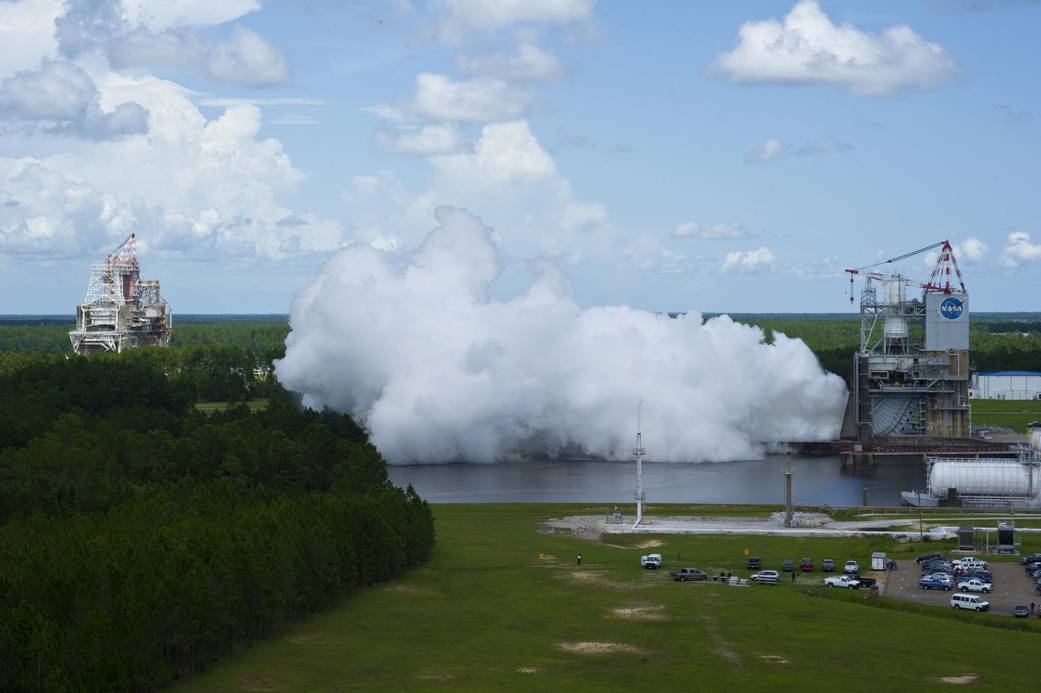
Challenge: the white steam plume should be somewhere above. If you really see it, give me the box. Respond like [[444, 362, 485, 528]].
[[276, 207, 847, 464]]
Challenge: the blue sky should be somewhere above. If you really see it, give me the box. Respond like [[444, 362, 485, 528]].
[[1, 0, 1039, 313]]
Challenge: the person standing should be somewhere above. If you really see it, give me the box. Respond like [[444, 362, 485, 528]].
[[577, 554, 583, 566], [1031, 601, 1036, 615]]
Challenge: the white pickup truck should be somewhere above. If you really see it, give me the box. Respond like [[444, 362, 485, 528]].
[[824, 575, 860, 589], [640, 553, 662, 569]]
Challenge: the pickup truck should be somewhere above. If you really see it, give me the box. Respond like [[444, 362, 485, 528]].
[[640, 553, 662, 569], [670, 567, 709, 582], [824, 575, 860, 589]]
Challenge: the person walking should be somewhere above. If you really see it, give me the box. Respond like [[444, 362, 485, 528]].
[[1031, 601, 1036, 615], [576, 554, 583, 566], [791, 571, 796, 583]]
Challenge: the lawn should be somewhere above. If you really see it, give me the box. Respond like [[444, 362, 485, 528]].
[[971, 398, 1041, 433], [178, 504, 1041, 692], [193, 399, 270, 414]]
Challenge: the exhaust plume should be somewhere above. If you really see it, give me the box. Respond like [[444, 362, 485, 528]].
[[276, 206, 847, 464]]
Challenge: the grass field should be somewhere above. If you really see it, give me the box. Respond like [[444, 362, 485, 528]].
[[972, 398, 1041, 433], [193, 399, 270, 413], [179, 504, 1041, 692]]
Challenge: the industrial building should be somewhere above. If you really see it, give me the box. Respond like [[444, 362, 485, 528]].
[[971, 371, 1041, 400], [69, 234, 172, 355], [844, 241, 971, 443]]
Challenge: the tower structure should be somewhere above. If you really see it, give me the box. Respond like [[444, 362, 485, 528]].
[[846, 240, 970, 442], [633, 400, 646, 528], [69, 234, 172, 354]]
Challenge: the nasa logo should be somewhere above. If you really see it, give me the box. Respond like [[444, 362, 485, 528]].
[[939, 297, 964, 320]]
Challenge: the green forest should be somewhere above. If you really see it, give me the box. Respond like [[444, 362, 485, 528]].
[[0, 355, 434, 691]]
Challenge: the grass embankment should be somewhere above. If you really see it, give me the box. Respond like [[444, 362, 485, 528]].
[[193, 399, 269, 413], [972, 398, 1041, 433], [180, 504, 1041, 692]]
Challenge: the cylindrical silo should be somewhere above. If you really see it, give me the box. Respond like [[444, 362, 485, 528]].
[[883, 277, 908, 341]]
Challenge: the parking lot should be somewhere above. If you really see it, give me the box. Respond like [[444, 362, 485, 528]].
[[885, 560, 1041, 617]]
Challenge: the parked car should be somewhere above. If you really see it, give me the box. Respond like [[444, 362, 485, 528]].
[[824, 575, 860, 589], [640, 553, 662, 569], [1014, 604, 1030, 618], [923, 572, 953, 583], [919, 576, 953, 591], [821, 559, 836, 572], [950, 593, 990, 612], [960, 570, 993, 582], [1019, 554, 1041, 565], [670, 567, 709, 582], [956, 578, 992, 593], [800, 557, 814, 571], [782, 559, 794, 572], [750, 570, 780, 584], [916, 552, 943, 564], [747, 556, 762, 570], [844, 560, 859, 574], [953, 557, 988, 568], [857, 576, 878, 589]]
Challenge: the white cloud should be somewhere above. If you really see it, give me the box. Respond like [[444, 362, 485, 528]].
[[122, 0, 261, 32], [409, 73, 533, 122], [57, 1, 289, 86], [713, 0, 956, 95], [744, 138, 786, 164], [374, 124, 462, 155], [434, 0, 593, 39], [722, 246, 776, 272], [205, 27, 289, 85], [0, 0, 64, 79], [672, 222, 745, 239], [961, 237, 987, 262], [197, 97, 326, 107], [276, 206, 847, 463], [0, 61, 148, 139], [1001, 231, 1041, 267], [457, 42, 564, 81], [1, 75, 342, 259], [431, 120, 556, 184]]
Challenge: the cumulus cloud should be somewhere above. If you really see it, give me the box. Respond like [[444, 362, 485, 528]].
[[374, 124, 462, 155], [722, 246, 776, 272], [57, 0, 289, 85], [408, 73, 533, 122], [672, 222, 745, 239], [275, 206, 846, 463], [1, 76, 342, 259], [745, 138, 786, 163], [434, 0, 593, 39], [457, 41, 564, 80], [431, 120, 556, 184], [1001, 231, 1041, 267], [713, 0, 956, 95], [961, 237, 987, 261], [0, 0, 64, 79], [0, 61, 148, 139]]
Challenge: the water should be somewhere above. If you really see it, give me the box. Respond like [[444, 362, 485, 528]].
[[386, 454, 926, 507]]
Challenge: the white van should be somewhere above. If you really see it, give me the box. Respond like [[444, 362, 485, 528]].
[[950, 593, 990, 612]]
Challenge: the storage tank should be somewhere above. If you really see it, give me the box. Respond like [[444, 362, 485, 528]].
[[1030, 424, 1041, 451], [883, 277, 908, 340], [929, 460, 1032, 496]]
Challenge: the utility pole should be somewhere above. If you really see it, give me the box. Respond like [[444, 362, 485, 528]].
[[917, 491, 924, 541], [784, 453, 794, 528], [633, 400, 646, 529]]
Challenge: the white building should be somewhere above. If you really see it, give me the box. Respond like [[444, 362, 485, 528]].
[[971, 371, 1041, 400]]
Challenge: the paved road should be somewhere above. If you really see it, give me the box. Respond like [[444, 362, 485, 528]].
[[886, 560, 1041, 618]]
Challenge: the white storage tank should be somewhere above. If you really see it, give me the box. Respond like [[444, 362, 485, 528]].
[[929, 459, 1033, 496], [883, 277, 908, 340], [1030, 423, 1041, 451]]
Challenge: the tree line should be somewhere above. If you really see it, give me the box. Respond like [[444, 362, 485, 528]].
[[0, 356, 434, 691]]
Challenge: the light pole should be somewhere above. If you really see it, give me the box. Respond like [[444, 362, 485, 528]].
[[784, 453, 794, 528], [917, 490, 923, 541]]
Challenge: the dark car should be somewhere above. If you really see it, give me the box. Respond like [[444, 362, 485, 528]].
[[916, 552, 943, 564], [670, 567, 709, 582], [782, 559, 794, 572], [800, 558, 814, 572], [1021, 554, 1041, 565], [857, 576, 878, 589], [1014, 604, 1030, 618], [821, 559, 836, 572], [747, 556, 762, 570]]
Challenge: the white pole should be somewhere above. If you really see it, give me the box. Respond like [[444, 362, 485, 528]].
[[633, 400, 646, 529]]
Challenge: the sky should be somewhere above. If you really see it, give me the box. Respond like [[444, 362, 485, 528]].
[[1, 0, 1040, 314]]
